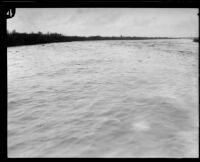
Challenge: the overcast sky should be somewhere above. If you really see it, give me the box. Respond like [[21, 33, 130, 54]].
[[7, 8, 199, 37]]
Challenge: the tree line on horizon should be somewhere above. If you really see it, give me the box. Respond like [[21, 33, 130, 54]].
[[7, 30, 183, 47]]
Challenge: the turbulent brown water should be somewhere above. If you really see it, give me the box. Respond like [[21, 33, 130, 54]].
[[8, 39, 198, 157]]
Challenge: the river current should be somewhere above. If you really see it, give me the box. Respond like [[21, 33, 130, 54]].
[[8, 39, 198, 157]]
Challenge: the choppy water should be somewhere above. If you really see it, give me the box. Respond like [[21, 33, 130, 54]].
[[8, 39, 198, 157]]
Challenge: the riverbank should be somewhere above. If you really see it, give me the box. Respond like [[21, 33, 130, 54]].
[[7, 31, 183, 47]]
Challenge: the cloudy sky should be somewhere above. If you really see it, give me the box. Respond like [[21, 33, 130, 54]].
[[7, 8, 199, 37]]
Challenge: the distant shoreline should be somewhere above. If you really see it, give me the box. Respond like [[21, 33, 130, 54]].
[[7, 31, 196, 47], [7, 38, 193, 48]]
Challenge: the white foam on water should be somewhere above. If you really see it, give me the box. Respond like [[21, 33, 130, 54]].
[[132, 120, 150, 131]]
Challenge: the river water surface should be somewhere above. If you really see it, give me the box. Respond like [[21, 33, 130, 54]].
[[8, 39, 198, 157]]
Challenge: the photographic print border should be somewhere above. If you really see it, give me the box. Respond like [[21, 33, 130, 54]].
[[1, 0, 199, 160]]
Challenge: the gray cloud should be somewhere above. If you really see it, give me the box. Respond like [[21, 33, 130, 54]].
[[7, 8, 199, 37]]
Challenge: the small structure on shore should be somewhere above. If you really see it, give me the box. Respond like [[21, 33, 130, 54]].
[[193, 38, 199, 42]]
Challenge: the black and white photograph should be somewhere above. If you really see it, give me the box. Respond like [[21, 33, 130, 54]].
[[7, 8, 199, 158]]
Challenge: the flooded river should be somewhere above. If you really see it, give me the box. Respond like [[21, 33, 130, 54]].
[[8, 39, 198, 157]]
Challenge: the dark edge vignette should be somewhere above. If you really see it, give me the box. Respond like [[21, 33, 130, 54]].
[[1, 0, 199, 160], [0, 5, 8, 160], [1, 0, 199, 8]]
